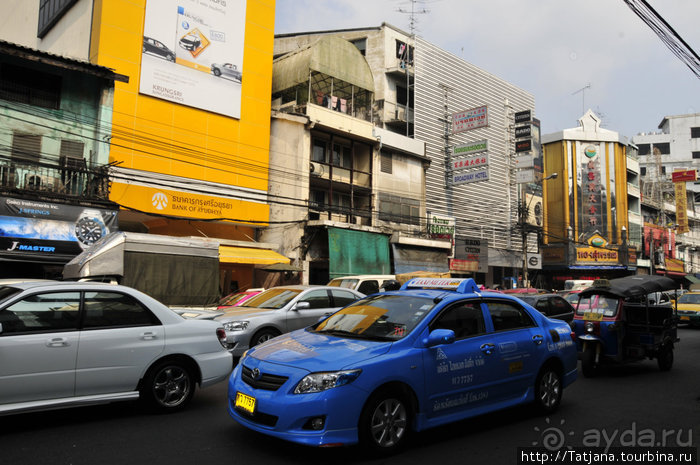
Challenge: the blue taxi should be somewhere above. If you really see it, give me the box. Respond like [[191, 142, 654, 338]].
[[227, 278, 577, 452]]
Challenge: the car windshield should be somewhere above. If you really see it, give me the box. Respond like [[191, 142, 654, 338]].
[[677, 293, 700, 304], [312, 294, 435, 341], [575, 295, 619, 317], [327, 278, 359, 289], [238, 288, 301, 309], [565, 293, 580, 304], [518, 296, 538, 305], [219, 293, 251, 307]]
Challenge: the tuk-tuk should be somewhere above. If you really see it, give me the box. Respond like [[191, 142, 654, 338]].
[[571, 275, 679, 377]]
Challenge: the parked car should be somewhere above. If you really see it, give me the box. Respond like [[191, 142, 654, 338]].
[[142, 36, 175, 61], [676, 290, 700, 327], [227, 277, 577, 452], [327, 274, 395, 295], [215, 285, 364, 357], [0, 281, 232, 416], [517, 293, 575, 323], [218, 288, 264, 310], [211, 62, 242, 82]]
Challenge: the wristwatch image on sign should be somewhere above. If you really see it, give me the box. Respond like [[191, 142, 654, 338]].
[[74, 209, 107, 248]]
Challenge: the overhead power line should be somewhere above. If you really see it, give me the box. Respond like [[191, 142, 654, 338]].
[[622, 0, 700, 79]]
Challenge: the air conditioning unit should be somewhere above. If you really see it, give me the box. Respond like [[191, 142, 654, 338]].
[[395, 107, 406, 121], [310, 162, 325, 176]]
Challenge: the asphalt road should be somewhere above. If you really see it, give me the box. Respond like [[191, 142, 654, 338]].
[[2, 328, 699, 465]]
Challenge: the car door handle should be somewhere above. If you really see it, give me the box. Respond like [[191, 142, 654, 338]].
[[480, 343, 495, 355], [532, 334, 544, 345], [140, 331, 157, 340], [46, 337, 69, 347]]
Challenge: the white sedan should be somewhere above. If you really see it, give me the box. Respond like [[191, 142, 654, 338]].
[[0, 281, 232, 415]]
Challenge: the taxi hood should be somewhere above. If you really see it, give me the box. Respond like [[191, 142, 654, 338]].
[[247, 329, 392, 370]]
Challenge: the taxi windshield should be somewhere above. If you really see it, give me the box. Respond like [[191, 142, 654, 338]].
[[312, 294, 435, 341], [575, 295, 619, 317], [677, 293, 700, 304]]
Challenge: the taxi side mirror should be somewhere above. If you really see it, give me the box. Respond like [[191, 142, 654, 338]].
[[424, 329, 455, 347], [293, 301, 311, 311]]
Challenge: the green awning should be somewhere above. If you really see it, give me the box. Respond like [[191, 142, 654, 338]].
[[684, 274, 700, 284], [328, 228, 390, 279]]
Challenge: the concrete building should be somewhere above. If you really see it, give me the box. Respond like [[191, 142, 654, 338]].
[[633, 113, 700, 205], [265, 35, 436, 284], [0, 0, 285, 291], [0, 39, 125, 278], [275, 24, 537, 287]]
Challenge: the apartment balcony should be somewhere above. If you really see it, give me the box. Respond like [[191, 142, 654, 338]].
[[0, 156, 110, 201]]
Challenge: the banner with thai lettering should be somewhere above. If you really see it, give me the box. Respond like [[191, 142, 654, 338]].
[[0, 196, 118, 262]]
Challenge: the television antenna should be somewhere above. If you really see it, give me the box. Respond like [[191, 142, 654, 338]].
[[572, 83, 591, 115]]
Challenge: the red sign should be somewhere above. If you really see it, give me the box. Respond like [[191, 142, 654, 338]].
[[671, 170, 697, 182]]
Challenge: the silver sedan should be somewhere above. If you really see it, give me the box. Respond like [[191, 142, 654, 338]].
[[214, 285, 364, 356]]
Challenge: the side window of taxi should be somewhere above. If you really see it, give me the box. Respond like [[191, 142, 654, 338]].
[[486, 300, 535, 331], [430, 301, 486, 339], [0, 292, 80, 334]]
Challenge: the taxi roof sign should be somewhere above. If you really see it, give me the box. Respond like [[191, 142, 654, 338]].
[[401, 277, 481, 294]]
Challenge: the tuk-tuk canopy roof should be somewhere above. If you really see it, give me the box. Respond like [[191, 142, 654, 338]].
[[578, 275, 676, 300]]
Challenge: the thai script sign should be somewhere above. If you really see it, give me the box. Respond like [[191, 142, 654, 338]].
[[576, 247, 619, 263], [453, 140, 488, 156], [452, 105, 488, 134]]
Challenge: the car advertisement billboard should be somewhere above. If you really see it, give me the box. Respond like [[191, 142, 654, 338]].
[[139, 0, 247, 119]]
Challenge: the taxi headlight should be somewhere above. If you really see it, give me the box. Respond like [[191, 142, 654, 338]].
[[223, 320, 249, 331], [294, 370, 362, 394]]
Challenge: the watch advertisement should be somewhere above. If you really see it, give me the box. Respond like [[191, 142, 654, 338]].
[[139, 0, 247, 119], [0, 196, 118, 262]]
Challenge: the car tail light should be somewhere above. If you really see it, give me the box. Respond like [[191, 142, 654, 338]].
[[216, 328, 228, 348], [570, 331, 576, 341]]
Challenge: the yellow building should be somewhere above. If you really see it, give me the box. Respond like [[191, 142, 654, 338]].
[[0, 0, 282, 291], [541, 110, 632, 288]]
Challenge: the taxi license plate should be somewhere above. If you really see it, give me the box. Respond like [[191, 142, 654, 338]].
[[235, 392, 256, 414], [680, 316, 690, 321]]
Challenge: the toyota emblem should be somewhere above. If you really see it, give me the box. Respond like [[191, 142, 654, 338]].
[[251, 368, 262, 380]]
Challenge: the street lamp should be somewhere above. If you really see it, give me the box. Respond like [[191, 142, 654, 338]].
[[521, 172, 558, 288]]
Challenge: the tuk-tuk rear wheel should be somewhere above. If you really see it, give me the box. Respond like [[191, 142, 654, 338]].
[[657, 344, 673, 371], [581, 346, 598, 378]]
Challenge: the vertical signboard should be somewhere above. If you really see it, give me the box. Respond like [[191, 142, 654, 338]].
[[140, 0, 247, 119], [579, 144, 605, 238]]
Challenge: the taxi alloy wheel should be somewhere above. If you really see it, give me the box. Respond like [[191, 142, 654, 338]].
[[142, 360, 195, 412], [361, 393, 410, 452], [536, 368, 562, 414]]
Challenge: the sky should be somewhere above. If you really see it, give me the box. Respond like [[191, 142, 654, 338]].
[[274, 0, 700, 140]]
